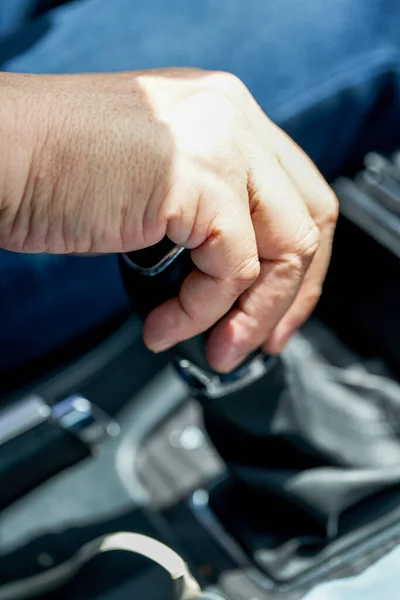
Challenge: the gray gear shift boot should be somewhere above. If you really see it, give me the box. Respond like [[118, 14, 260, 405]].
[[203, 345, 400, 584]]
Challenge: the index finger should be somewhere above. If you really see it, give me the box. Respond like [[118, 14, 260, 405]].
[[142, 191, 260, 352]]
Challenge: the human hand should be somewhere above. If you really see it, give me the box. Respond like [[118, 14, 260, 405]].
[[0, 69, 338, 372]]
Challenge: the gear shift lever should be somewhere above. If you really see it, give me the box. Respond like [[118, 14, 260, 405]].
[[120, 239, 400, 587]]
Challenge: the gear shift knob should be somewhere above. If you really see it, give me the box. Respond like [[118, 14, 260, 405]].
[[121, 238, 195, 319], [120, 238, 267, 393], [120, 237, 212, 375]]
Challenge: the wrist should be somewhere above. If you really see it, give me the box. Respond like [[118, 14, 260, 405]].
[[0, 73, 45, 252]]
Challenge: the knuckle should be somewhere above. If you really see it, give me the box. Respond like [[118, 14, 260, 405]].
[[317, 188, 340, 228], [327, 190, 340, 224], [232, 253, 261, 285], [179, 290, 209, 327], [296, 224, 320, 261], [304, 284, 323, 309]]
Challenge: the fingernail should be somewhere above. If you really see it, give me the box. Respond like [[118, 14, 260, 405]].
[[147, 340, 176, 353]]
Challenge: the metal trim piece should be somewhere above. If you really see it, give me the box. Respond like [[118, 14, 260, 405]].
[[175, 354, 275, 399], [121, 246, 185, 277], [0, 393, 119, 450], [51, 395, 120, 446]]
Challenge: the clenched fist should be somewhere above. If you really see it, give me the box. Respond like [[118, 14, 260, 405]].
[[0, 69, 338, 372]]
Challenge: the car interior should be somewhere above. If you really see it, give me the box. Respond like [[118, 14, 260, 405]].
[[2, 149, 400, 599]]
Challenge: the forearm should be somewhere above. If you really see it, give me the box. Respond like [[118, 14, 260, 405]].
[[0, 71, 170, 254]]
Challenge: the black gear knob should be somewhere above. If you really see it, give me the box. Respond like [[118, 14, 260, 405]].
[[120, 237, 195, 319], [120, 238, 268, 395], [120, 237, 217, 377]]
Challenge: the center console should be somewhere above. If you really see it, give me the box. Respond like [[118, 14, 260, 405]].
[[2, 153, 400, 599]]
